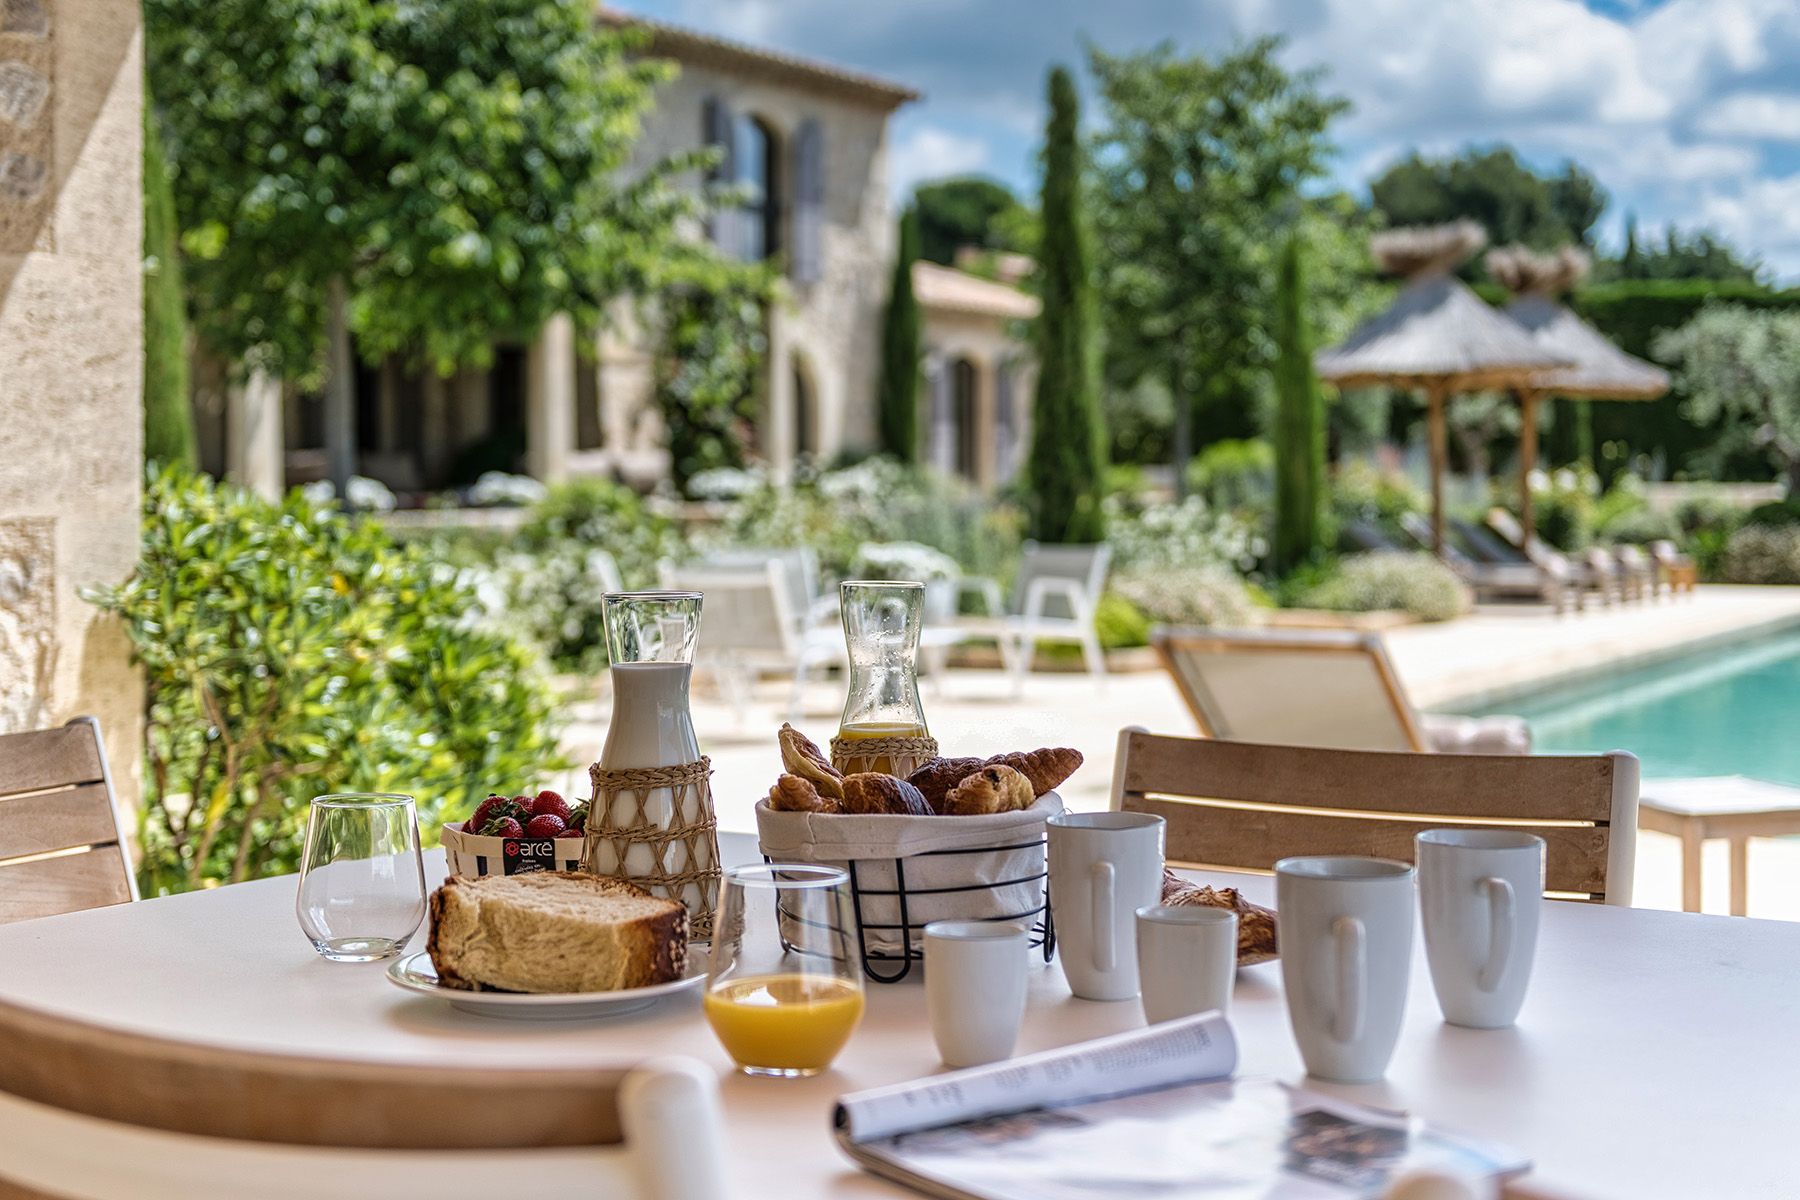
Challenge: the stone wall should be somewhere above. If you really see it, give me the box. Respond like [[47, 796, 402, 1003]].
[[614, 61, 897, 473], [0, 0, 143, 804]]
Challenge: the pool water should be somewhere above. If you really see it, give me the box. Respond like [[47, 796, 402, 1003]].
[[1466, 626, 1800, 784]]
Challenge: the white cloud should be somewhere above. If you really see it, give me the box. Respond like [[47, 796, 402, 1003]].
[[1700, 173, 1800, 275], [889, 125, 991, 194], [1696, 92, 1800, 142]]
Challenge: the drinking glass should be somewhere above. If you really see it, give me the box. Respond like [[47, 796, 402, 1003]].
[[837, 580, 928, 776], [296, 793, 427, 962], [703, 863, 864, 1077]]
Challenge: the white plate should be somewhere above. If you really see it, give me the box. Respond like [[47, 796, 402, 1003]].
[[386, 951, 707, 1020]]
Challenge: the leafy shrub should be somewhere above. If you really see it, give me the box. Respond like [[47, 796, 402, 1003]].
[[1111, 565, 1257, 630], [1093, 592, 1152, 649], [1330, 461, 1424, 530], [1513, 466, 1597, 552], [1187, 439, 1275, 513], [1744, 498, 1800, 529], [1720, 526, 1800, 584], [1298, 551, 1470, 621], [88, 470, 563, 894], [1103, 494, 1261, 574], [854, 541, 960, 582], [1599, 505, 1680, 544], [499, 480, 682, 672]]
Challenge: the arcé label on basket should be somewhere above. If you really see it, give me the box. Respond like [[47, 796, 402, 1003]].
[[503, 838, 559, 875]]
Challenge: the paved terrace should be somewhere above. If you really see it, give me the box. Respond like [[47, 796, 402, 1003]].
[[553, 585, 1800, 920]]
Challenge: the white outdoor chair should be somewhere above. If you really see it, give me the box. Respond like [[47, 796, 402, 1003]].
[[956, 542, 1112, 693], [694, 546, 837, 634], [1153, 626, 1531, 755], [661, 561, 843, 721], [0, 997, 726, 1200]]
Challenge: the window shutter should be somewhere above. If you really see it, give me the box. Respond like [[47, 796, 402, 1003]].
[[702, 95, 740, 254], [791, 118, 825, 282]]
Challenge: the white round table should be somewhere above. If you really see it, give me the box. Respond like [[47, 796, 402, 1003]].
[[1, 833, 1796, 1198]]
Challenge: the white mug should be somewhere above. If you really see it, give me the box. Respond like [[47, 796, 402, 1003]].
[[1136, 904, 1237, 1023], [1275, 856, 1415, 1083], [923, 921, 1030, 1068], [1416, 829, 1545, 1029], [1047, 811, 1164, 1001]]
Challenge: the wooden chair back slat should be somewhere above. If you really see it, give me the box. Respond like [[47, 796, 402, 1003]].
[[0, 997, 629, 1150], [0, 726, 104, 798], [1113, 729, 1638, 904], [0, 719, 135, 924]]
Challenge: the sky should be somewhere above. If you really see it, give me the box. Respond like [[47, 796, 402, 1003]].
[[619, 0, 1800, 282]]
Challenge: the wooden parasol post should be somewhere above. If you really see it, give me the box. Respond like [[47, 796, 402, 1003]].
[[1425, 382, 1448, 555], [1518, 389, 1540, 547]]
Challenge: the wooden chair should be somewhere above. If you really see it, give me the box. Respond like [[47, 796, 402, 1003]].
[[0, 718, 136, 925], [0, 996, 727, 1199], [1110, 727, 1638, 905]]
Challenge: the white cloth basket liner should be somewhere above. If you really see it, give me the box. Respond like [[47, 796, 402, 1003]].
[[755, 793, 1062, 960]]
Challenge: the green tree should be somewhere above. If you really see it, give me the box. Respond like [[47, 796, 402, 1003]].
[[1369, 147, 1606, 252], [655, 271, 772, 492], [1656, 305, 1800, 493], [145, 0, 717, 497], [1089, 39, 1345, 483], [913, 175, 1028, 265], [142, 86, 195, 469], [1027, 65, 1106, 543], [877, 206, 923, 462], [1271, 233, 1324, 570]]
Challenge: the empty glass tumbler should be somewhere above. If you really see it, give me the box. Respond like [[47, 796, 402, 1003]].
[[296, 793, 427, 962]]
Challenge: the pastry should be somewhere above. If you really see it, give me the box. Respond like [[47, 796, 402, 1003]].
[[840, 772, 933, 817], [984, 748, 1082, 797], [938, 764, 1035, 816], [768, 773, 838, 814], [905, 756, 987, 809], [1161, 868, 1279, 964], [427, 872, 688, 993], [778, 723, 845, 801]]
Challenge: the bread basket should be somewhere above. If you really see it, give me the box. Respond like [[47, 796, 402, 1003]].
[[754, 792, 1061, 982]]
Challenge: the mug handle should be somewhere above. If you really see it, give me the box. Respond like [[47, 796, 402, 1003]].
[[1090, 862, 1116, 973], [1478, 877, 1515, 993], [1331, 916, 1365, 1044]]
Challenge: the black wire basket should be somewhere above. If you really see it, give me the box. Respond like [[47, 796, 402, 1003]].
[[771, 833, 1055, 984]]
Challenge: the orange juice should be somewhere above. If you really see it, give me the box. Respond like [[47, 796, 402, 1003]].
[[836, 721, 928, 776], [703, 973, 865, 1076]]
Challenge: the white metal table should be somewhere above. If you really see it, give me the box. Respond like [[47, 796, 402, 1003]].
[[1, 832, 1796, 1199]]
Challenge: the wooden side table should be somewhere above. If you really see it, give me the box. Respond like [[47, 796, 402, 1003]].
[[1639, 776, 1800, 915]]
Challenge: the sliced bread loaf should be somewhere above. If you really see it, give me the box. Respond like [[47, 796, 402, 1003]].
[[427, 871, 688, 993]]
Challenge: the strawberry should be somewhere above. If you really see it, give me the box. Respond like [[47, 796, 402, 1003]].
[[524, 813, 566, 838], [530, 792, 572, 822], [470, 794, 511, 832], [555, 824, 584, 839], [482, 815, 524, 838], [462, 818, 477, 833], [567, 802, 589, 833]]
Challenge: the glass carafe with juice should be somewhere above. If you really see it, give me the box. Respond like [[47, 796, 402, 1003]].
[[704, 864, 864, 1077], [835, 580, 928, 776]]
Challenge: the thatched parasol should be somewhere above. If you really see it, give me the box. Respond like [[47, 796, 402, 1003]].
[[1487, 245, 1670, 541], [1316, 221, 1572, 553]]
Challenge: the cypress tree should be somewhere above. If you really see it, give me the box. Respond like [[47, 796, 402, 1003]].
[[877, 206, 923, 462], [143, 88, 197, 469], [1271, 231, 1324, 571], [1027, 66, 1106, 543]]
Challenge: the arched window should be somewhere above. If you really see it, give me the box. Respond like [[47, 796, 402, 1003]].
[[733, 114, 780, 263], [953, 357, 979, 481], [792, 356, 817, 460]]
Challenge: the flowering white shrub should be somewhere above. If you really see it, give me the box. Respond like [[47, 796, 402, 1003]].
[[1103, 494, 1261, 574], [1300, 552, 1469, 621], [467, 471, 548, 507], [1112, 565, 1256, 629], [686, 466, 765, 501], [854, 541, 960, 582], [302, 475, 398, 512]]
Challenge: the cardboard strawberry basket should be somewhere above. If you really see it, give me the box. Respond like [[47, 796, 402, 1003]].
[[754, 792, 1061, 982], [441, 823, 587, 878]]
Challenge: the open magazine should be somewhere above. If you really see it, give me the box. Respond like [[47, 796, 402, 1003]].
[[834, 1015, 1527, 1200]]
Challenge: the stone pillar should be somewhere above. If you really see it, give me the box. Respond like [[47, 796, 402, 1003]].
[[764, 310, 795, 480], [225, 367, 285, 502], [924, 353, 953, 474], [526, 313, 575, 484], [0, 0, 145, 806], [418, 372, 450, 487]]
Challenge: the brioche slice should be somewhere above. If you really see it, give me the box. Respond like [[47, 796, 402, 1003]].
[[427, 871, 688, 994]]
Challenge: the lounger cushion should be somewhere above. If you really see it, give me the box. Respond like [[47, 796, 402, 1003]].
[[1421, 713, 1532, 756]]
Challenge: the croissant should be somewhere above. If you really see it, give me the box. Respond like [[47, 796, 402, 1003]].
[[1161, 869, 1279, 964], [905, 757, 987, 809], [840, 772, 932, 817], [779, 724, 845, 801], [984, 748, 1082, 797], [768, 773, 838, 814], [939, 765, 1034, 816]]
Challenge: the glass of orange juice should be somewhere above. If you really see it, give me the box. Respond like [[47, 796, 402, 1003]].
[[704, 863, 864, 1078]]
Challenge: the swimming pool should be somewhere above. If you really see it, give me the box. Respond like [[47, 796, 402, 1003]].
[[1465, 625, 1800, 784]]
